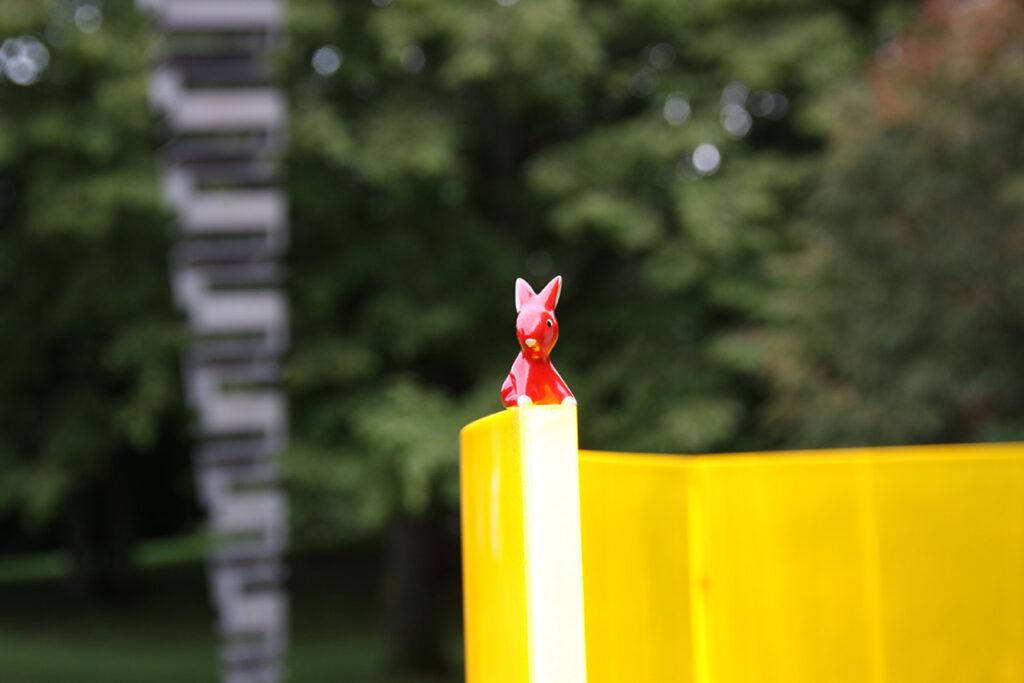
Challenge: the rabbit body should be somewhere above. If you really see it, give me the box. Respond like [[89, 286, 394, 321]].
[[501, 276, 576, 407], [501, 353, 574, 406]]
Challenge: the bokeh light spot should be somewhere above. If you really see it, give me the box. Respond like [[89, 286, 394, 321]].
[[0, 37, 50, 86], [768, 93, 788, 119], [748, 90, 789, 120], [721, 81, 748, 106], [5, 56, 38, 85], [75, 6, 103, 34], [721, 103, 752, 138], [312, 45, 343, 76], [663, 93, 690, 125], [401, 45, 426, 74], [692, 143, 721, 175], [24, 37, 50, 70], [748, 90, 773, 117]]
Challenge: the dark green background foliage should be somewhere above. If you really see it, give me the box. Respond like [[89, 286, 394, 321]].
[[725, 0, 1024, 448], [0, 1, 188, 583], [283, 0, 920, 542], [2, 0, 1023, 674]]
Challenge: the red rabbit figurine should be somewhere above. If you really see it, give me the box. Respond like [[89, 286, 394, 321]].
[[501, 276, 577, 407]]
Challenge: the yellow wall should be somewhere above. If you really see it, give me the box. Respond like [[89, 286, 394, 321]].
[[461, 407, 1024, 683], [580, 446, 1024, 683], [461, 409, 530, 683], [461, 407, 587, 683]]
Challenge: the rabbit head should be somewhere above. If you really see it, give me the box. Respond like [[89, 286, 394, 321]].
[[515, 276, 562, 359]]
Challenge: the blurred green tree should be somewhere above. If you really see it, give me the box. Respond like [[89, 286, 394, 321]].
[[5, 0, 964, 673], [284, 0, 910, 670], [0, 2, 186, 594], [731, 0, 1024, 447]]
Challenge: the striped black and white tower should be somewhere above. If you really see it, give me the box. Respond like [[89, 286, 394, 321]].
[[135, 2, 290, 681]]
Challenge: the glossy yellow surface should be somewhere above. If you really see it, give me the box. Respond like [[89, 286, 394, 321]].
[[460, 406, 586, 683], [581, 446, 1024, 683], [462, 409, 1024, 683]]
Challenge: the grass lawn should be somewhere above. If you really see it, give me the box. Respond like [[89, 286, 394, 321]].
[[0, 543, 463, 682]]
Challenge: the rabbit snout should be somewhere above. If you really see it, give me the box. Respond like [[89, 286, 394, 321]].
[[516, 312, 558, 355]]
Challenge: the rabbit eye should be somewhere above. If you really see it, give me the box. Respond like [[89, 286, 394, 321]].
[[546, 320, 553, 327]]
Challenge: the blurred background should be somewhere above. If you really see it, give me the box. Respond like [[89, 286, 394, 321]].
[[2, 0, 1024, 680]]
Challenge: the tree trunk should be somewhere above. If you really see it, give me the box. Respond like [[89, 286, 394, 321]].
[[383, 510, 446, 674], [65, 490, 100, 598], [63, 465, 136, 599], [102, 459, 136, 597]]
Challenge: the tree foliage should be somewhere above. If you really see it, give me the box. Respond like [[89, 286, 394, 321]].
[[0, 2, 187, 570], [284, 0, 910, 542], [16, 0, 1014, 560], [738, 0, 1024, 447]]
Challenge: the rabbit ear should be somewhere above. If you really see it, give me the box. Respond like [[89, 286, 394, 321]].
[[515, 277, 536, 313], [538, 275, 562, 311]]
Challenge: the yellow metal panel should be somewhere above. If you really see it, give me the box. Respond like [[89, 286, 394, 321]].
[[689, 456, 884, 683], [460, 409, 529, 683], [578, 445, 1024, 683], [866, 451, 1024, 683], [461, 403, 1024, 683], [579, 453, 694, 683], [460, 406, 587, 683]]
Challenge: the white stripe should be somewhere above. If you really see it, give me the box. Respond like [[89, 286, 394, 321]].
[[520, 407, 587, 683]]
